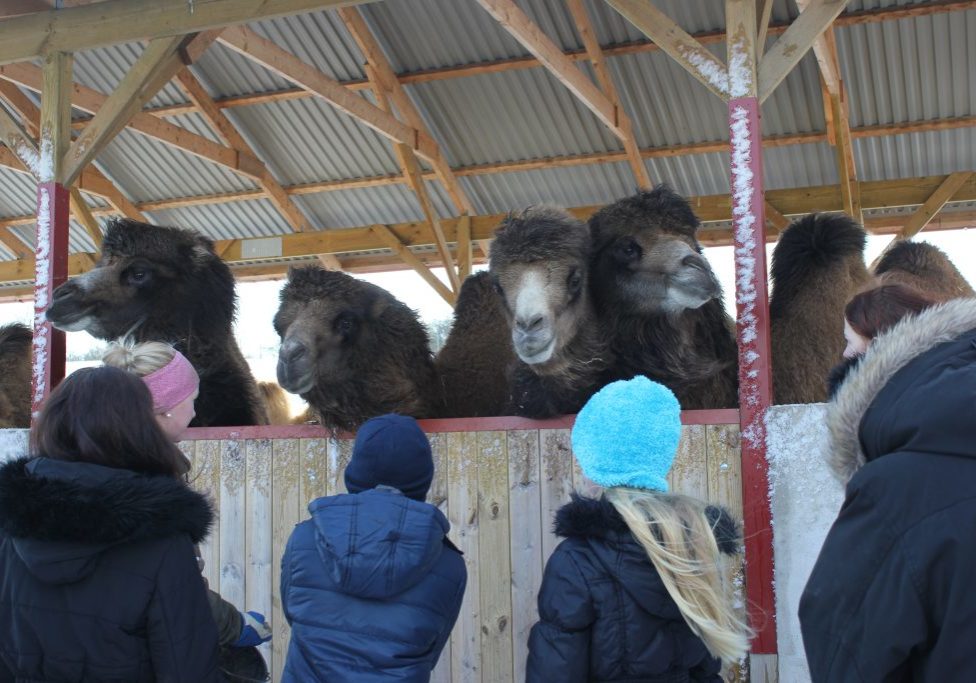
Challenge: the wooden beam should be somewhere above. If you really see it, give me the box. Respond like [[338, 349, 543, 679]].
[[175, 67, 314, 234], [456, 213, 472, 282], [763, 200, 790, 231], [69, 187, 103, 247], [607, 0, 730, 100], [0, 0, 378, 66], [565, 0, 651, 188], [758, 0, 850, 103], [475, 0, 624, 131], [365, 64, 460, 292], [0, 80, 40, 137], [217, 26, 441, 164], [893, 171, 974, 240], [315, 253, 343, 270], [0, 232, 30, 259], [62, 35, 189, 186], [370, 224, 455, 305], [831, 89, 862, 222], [757, 0, 776, 52], [0, 99, 40, 175]]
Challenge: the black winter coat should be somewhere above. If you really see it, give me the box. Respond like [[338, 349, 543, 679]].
[[800, 298, 976, 682], [527, 495, 740, 683], [0, 456, 221, 682]]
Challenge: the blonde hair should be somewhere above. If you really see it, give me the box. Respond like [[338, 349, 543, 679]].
[[102, 338, 177, 378], [605, 487, 752, 666]]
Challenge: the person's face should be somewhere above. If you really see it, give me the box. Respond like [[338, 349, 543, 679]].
[[155, 387, 199, 442], [843, 319, 870, 359]]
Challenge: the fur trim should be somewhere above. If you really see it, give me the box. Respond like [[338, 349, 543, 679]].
[[555, 494, 740, 556], [827, 298, 976, 484], [0, 457, 213, 545]]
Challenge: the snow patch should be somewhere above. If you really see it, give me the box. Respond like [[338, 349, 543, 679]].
[[679, 46, 729, 97], [727, 39, 754, 99], [31, 186, 54, 417], [37, 132, 55, 183]]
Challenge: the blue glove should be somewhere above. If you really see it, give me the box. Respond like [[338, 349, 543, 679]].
[[233, 611, 272, 647]]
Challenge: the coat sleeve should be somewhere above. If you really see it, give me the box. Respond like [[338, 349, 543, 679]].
[[526, 544, 595, 683], [147, 536, 221, 683]]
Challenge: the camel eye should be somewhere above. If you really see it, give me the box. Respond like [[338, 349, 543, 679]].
[[334, 313, 356, 337], [614, 238, 642, 264], [566, 269, 582, 293], [125, 267, 151, 286], [492, 277, 505, 298]]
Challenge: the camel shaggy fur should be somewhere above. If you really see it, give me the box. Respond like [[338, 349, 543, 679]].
[[874, 240, 975, 301], [45, 219, 268, 427], [274, 266, 440, 431], [588, 186, 738, 409], [490, 207, 612, 417], [258, 381, 293, 425], [0, 323, 31, 429], [435, 272, 515, 417], [769, 213, 870, 404]]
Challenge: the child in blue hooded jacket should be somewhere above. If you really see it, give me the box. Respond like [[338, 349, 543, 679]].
[[280, 413, 466, 682]]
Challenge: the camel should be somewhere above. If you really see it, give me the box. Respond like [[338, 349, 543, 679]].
[[769, 213, 871, 404], [258, 381, 293, 425], [45, 219, 269, 427], [489, 207, 613, 418], [274, 266, 440, 431], [874, 240, 975, 301], [435, 271, 515, 417], [0, 323, 31, 428], [588, 186, 738, 409]]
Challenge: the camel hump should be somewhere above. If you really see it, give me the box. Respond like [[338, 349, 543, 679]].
[[257, 381, 293, 425], [0, 323, 31, 352], [771, 213, 866, 284], [874, 240, 975, 300]]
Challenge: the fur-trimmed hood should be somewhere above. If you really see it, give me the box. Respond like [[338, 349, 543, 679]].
[[0, 456, 213, 584], [555, 493, 741, 556], [827, 297, 976, 484]]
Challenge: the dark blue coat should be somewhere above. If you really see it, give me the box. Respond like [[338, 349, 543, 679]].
[[280, 488, 466, 683]]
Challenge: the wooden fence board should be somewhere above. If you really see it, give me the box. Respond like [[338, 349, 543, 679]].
[[477, 431, 513, 683], [508, 430, 542, 683], [670, 424, 708, 497], [270, 438, 300, 682], [245, 439, 273, 666], [539, 429, 574, 565], [189, 439, 221, 590], [448, 432, 481, 682], [428, 432, 452, 683], [299, 437, 328, 508], [218, 439, 247, 611]]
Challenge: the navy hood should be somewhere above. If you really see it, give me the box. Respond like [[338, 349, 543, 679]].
[[309, 488, 450, 599]]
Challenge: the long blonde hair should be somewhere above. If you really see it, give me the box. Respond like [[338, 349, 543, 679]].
[[605, 486, 752, 665], [102, 338, 176, 378]]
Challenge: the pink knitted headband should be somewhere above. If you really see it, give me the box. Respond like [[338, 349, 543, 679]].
[[142, 350, 199, 414]]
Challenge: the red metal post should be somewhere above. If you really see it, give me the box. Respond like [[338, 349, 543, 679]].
[[31, 181, 70, 417], [729, 95, 776, 652]]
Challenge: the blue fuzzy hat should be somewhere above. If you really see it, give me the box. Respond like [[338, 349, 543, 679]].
[[571, 377, 681, 491]]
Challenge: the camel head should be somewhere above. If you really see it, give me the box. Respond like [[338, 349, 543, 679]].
[[274, 266, 427, 397], [489, 207, 592, 366], [589, 185, 721, 316], [46, 219, 235, 341]]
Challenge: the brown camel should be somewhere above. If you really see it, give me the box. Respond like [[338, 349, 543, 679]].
[[874, 240, 975, 301], [45, 219, 268, 427], [0, 323, 31, 429], [489, 207, 613, 417]]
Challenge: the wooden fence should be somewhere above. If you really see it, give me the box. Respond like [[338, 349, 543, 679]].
[[178, 415, 746, 683]]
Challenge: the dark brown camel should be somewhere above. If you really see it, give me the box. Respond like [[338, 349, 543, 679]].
[[435, 271, 515, 417], [588, 186, 738, 410], [874, 240, 975, 301], [0, 323, 31, 429], [769, 213, 870, 405], [274, 266, 440, 431], [490, 207, 613, 418], [45, 219, 268, 427]]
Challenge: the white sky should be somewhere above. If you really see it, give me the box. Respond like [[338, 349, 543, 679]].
[[0, 228, 972, 387]]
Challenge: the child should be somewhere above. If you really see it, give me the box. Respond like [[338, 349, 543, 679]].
[[527, 377, 752, 682]]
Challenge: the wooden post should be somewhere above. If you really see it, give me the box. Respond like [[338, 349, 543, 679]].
[[726, 0, 776, 656], [31, 51, 72, 417]]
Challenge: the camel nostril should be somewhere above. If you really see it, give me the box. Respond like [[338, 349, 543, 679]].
[[682, 254, 706, 271], [52, 283, 77, 301], [280, 340, 307, 364], [516, 314, 545, 333]]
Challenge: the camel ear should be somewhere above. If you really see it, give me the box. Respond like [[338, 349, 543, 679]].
[[191, 237, 215, 264]]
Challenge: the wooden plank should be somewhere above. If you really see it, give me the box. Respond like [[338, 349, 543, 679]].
[[447, 432, 480, 682], [566, 0, 651, 189], [456, 213, 472, 283], [0, 231, 30, 259], [668, 424, 707, 499], [607, 0, 730, 100], [895, 170, 973, 240], [758, 0, 851, 103], [271, 438, 301, 683], [750, 653, 780, 682], [326, 437, 353, 496], [218, 26, 441, 164], [370, 224, 456, 305], [539, 429, 574, 565], [507, 430, 542, 683], [190, 440, 222, 595], [0, 0, 379, 66], [245, 438, 273, 666], [218, 439, 247, 611], [476, 0, 622, 132], [763, 200, 790, 231], [299, 437, 329, 510], [757, 0, 776, 52], [69, 187, 102, 248], [0, 98, 40, 175], [727, 0, 758, 98], [797, 0, 842, 94], [831, 90, 862, 222], [477, 431, 513, 683], [428, 431, 452, 683]]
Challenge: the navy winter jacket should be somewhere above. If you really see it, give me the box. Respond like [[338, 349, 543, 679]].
[[280, 488, 466, 683]]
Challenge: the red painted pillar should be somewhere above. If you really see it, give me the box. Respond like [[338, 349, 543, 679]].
[[729, 96, 776, 652], [31, 181, 70, 417]]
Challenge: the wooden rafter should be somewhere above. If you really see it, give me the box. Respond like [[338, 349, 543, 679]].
[[69, 187, 103, 247], [370, 224, 455, 305], [607, 0, 730, 100], [456, 213, 472, 282], [217, 26, 442, 164], [757, 0, 776, 53], [174, 66, 316, 237], [891, 171, 974, 241], [830, 90, 862, 221], [565, 0, 651, 188], [758, 0, 851, 103], [365, 64, 460, 293], [0, 0, 379, 66], [763, 200, 790, 231]]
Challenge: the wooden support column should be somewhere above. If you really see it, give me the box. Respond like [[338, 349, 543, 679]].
[[32, 51, 72, 416], [726, 0, 776, 660]]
